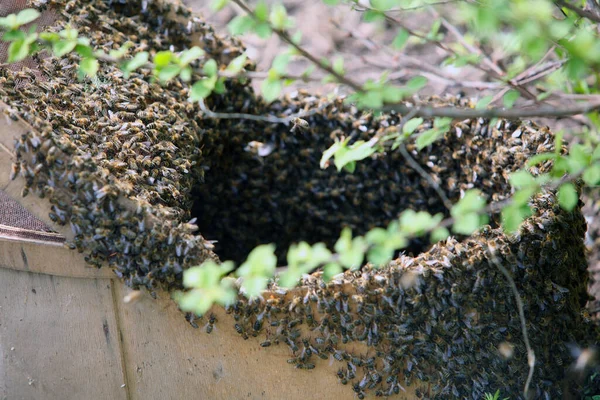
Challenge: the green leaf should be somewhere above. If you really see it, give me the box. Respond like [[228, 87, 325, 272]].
[[431, 227, 450, 242], [503, 90, 520, 108], [322, 0, 340, 5], [416, 128, 443, 150], [7, 40, 29, 63], [271, 53, 290, 75], [363, 10, 385, 22], [527, 153, 557, 166], [154, 51, 172, 68], [211, 0, 230, 11], [203, 59, 218, 77], [333, 57, 345, 75], [391, 28, 410, 50], [225, 54, 248, 74], [79, 57, 98, 78], [356, 90, 384, 109], [0, 15, 18, 30], [583, 164, 600, 186], [322, 263, 342, 281], [403, 118, 423, 135], [509, 170, 536, 189], [320, 139, 345, 169], [382, 85, 405, 103], [179, 66, 192, 82], [190, 76, 217, 101], [214, 77, 227, 94], [501, 204, 531, 233], [406, 76, 428, 93], [261, 78, 282, 103], [557, 183, 578, 211], [59, 27, 78, 41], [158, 64, 181, 82], [255, 0, 269, 21], [52, 40, 76, 57], [334, 140, 376, 171], [237, 244, 277, 277], [180, 46, 205, 65], [254, 22, 272, 39], [451, 189, 486, 217], [370, 0, 395, 11], [476, 95, 493, 110], [592, 145, 600, 161], [453, 213, 486, 235], [343, 161, 356, 173], [269, 4, 289, 30], [122, 52, 149, 78], [228, 15, 255, 35], [2, 30, 25, 41], [367, 245, 394, 266], [16, 9, 41, 26], [567, 143, 591, 174], [74, 44, 93, 58]]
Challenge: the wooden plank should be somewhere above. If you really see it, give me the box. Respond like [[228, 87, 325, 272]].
[[0, 238, 115, 279], [0, 268, 128, 400], [113, 286, 419, 400]]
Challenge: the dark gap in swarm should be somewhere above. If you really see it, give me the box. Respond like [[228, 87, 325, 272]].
[[190, 98, 459, 266]]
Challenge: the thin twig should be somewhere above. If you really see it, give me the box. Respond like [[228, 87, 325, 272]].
[[385, 0, 464, 12], [435, 14, 505, 77], [232, 0, 363, 93], [198, 98, 330, 124], [392, 108, 453, 210], [486, 244, 535, 398], [382, 100, 600, 119], [555, 0, 600, 23]]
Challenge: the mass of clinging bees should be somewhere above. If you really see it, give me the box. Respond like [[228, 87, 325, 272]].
[[2, 0, 599, 397]]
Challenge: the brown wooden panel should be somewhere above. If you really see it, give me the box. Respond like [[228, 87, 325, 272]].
[[113, 286, 419, 400], [0, 239, 115, 279], [0, 268, 128, 400]]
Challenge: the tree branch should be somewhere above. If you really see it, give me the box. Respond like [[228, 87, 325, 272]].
[[382, 101, 600, 119], [556, 0, 600, 23]]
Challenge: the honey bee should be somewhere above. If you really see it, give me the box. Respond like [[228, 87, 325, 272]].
[[290, 117, 309, 132]]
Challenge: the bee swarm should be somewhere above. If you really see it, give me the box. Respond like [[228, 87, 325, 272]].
[[1, 0, 598, 398]]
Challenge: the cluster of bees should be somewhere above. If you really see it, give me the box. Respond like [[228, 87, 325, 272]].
[[1, 0, 598, 397]]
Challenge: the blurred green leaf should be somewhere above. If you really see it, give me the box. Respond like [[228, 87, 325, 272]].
[[228, 15, 255, 35], [557, 183, 578, 211], [255, 0, 269, 21], [392, 28, 410, 50], [79, 57, 98, 79], [475, 95, 493, 110], [509, 170, 536, 188], [211, 0, 230, 11], [261, 78, 282, 103], [503, 90, 520, 108], [334, 140, 376, 171], [52, 39, 77, 57], [180, 47, 205, 65], [403, 118, 423, 135], [203, 59, 218, 76], [158, 64, 181, 82], [225, 54, 248, 74], [583, 164, 600, 186], [154, 51, 172, 68], [190, 76, 217, 101], [270, 4, 290, 30], [15, 9, 41, 26]]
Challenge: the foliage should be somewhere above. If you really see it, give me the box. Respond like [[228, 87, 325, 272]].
[[483, 390, 509, 400]]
